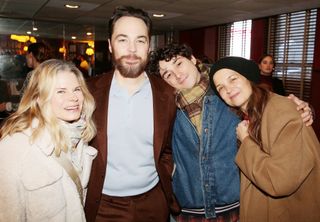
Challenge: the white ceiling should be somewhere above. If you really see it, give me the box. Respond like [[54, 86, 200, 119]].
[[0, 0, 319, 40]]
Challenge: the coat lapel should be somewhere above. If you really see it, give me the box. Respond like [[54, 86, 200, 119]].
[[88, 72, 114, 167], [149, 74, 170, 163]]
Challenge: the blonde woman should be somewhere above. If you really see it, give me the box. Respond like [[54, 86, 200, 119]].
[[0, 59, 97, 221]]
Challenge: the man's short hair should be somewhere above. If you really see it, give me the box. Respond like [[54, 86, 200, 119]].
[[108, 5, 152, 39]]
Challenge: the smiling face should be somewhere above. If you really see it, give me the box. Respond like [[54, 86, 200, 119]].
[[213, 68, 252, 112], [50, 70, 84, 122], [159, 55, 201, 91], [108, 16, 149, 78], [259, 55, 274, 76]]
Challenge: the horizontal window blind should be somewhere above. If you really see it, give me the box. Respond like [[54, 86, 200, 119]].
[[268, 9, 317, 100], [218, 20, 252, 59], [218, 24, 231, 58]]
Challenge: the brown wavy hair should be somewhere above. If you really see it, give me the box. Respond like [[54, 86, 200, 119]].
[[245, 83, 270, 147]]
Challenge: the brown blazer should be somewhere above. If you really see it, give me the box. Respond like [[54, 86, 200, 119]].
[[84, 71, 180, 222], [236, 93, 320, 222]]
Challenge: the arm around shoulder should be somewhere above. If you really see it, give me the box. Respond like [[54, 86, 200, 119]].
[[236, 95, 316, 197]]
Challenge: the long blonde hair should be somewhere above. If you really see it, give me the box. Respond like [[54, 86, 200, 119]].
[[0, 59, 96, 155]]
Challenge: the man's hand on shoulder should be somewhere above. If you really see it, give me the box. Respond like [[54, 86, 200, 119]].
[[288, 94, 314, 126]]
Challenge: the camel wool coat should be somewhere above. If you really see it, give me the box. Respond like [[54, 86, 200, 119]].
[[236, 93, 320, 222]]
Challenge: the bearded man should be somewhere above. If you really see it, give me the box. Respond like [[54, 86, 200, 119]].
[[84, 6, 180, 222]]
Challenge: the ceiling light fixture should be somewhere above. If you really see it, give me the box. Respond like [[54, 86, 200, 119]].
[[71, 36, 77, 40], [65, 4, 80, 9], [153, 13, 165, 18], [86, 32, 92, 36], [86, 47, 94, 56], [59, 46, 66, 53], [26, 31, 32, 34], [30, 36, 37, 43]]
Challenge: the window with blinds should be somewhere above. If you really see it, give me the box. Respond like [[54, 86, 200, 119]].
[[268, 9, 317, 100], [218, 20, 252, 59]]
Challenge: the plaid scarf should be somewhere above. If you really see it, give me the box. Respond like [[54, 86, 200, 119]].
[[176, 63, 209, 135]]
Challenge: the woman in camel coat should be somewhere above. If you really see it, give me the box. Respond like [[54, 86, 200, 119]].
[[210, 56, 320, 222]]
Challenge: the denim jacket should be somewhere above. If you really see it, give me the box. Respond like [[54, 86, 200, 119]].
[[172, 89, 240, 218]]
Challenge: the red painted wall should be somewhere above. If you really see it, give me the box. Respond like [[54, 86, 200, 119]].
[[179, 26, 218, 62], [179, 28, 205, 58], [250, 18, 268, 62]]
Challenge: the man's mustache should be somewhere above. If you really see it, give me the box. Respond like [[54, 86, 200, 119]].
[[120, 54, 141, 60]]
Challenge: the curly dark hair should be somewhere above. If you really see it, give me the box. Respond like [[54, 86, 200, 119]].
[[147, 43, 193, 76]]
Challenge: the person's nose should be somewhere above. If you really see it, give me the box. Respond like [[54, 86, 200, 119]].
[[225, 85, 232, 94], [69, 92, 79, 101], [173, 69, 183, 79], [128, 41, 137, 53]]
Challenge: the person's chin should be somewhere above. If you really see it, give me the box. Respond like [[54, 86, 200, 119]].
[[60, 114, 81, 122]]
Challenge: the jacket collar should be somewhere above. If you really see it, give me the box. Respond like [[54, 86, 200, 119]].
[[23, 119, 55, 156]]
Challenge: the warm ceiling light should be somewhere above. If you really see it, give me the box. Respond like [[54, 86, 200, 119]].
[[26, 31, 32, 34], [10, 34, 29, 42], [153, 13, 165, 18], [59, 46, 66, 53], [10, 34, 37, 43], [87, 41, 94, 48], [86, 47, 94, 56], [71, 36, 77, 40], [32, 27, 38, 31], [86, 32, 92, 36], [65, 4, 80, 9], [30, 36, 37, 43]]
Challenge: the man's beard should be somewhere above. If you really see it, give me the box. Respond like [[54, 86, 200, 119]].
[[112, 54, 147, 78]]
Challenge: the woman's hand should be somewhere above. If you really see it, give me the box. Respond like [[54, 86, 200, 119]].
[[236, 120, 250, 143]]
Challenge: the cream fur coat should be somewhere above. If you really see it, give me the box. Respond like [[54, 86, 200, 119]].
[[0, 122, 97, 222]]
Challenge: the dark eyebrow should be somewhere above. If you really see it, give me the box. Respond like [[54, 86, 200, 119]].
[[215, 83, 222, 89], [159, 56, 179, 78], [215, 74, 237, 89], [114, 34, 127, 39], [228, 74, 237, 79], [172, 57, 178, 64], [137, 35, 148, 41], [114, 34, 148, 42], [160, 69, 168, 78]]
